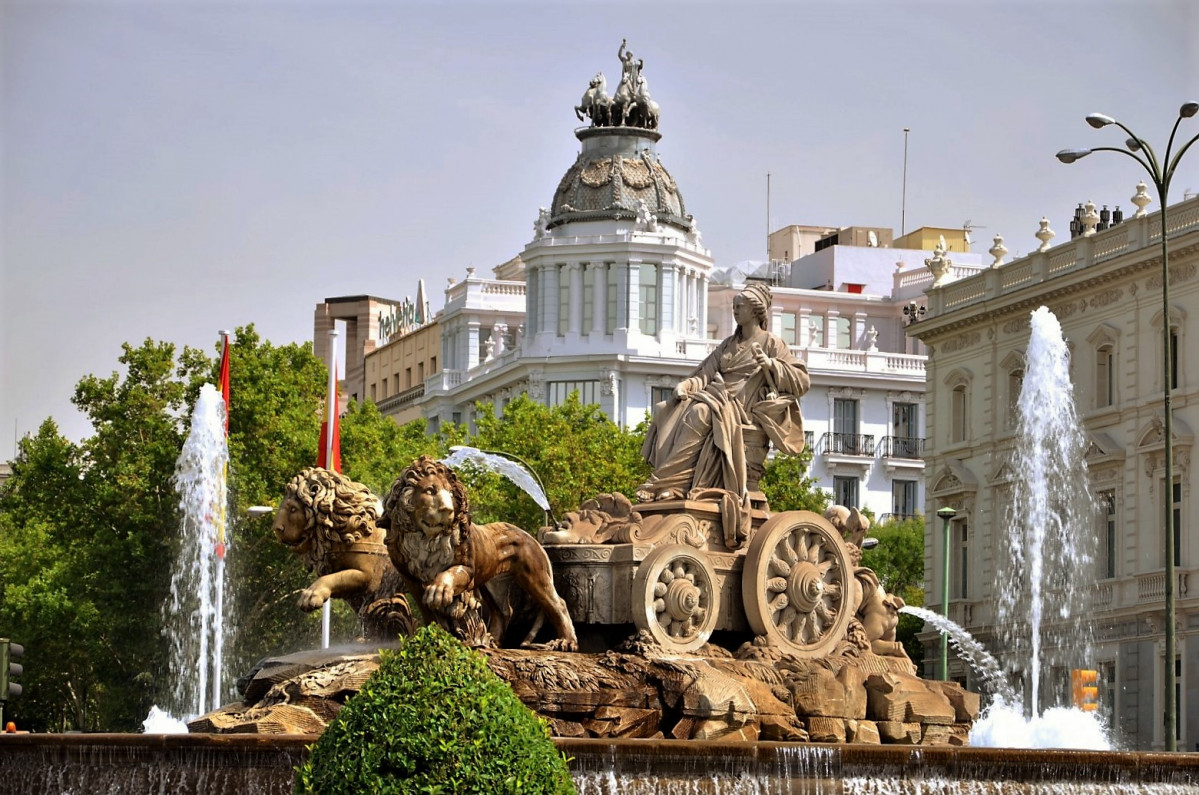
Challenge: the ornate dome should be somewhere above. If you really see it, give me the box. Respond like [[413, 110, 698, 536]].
[[548, 127, 691, 232]]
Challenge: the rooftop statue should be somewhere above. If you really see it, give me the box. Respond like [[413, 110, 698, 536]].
[[574, 39, 660, 130], [637, 282, 810, 504]]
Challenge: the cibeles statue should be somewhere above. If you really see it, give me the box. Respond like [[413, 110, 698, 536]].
[[637, 282, 810, 504]]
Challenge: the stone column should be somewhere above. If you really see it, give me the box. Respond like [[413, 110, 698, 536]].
[[699, 274, 709, 337], [466, 320, 481, 370], [626, 260, 641, 336], [798, 308, 811, 347], [567, 262, 583, 336], [589, 262, 607, 336], [854, 310, 868, 350]]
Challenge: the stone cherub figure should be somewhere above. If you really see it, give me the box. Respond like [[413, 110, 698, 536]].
[[824, 505, 908, 658], [637, 282, 810, 503]]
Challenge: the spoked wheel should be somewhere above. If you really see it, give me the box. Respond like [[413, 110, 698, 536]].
[[632, 543, 719, 653], [742, 511, 852, 657]]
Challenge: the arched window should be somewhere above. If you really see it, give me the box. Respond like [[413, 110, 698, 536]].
[[944, 368, 972, 445], [1096, 344, 1115, 407]]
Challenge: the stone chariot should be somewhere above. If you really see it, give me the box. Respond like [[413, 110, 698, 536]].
[[544, 496, 854, 657]]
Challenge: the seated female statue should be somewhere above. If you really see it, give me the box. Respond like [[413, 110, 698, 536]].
[[637, 282, 810, 503]]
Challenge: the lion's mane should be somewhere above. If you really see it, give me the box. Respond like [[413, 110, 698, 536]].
[[284, 467, 382, 572], [380, 456, 471, 540]]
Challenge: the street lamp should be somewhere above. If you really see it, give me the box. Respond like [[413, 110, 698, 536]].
[[936, 506, 957, 682], [1057, 102, 1198, 751]]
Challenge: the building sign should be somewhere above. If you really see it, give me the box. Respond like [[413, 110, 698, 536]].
[[378, 280, 430, 344]]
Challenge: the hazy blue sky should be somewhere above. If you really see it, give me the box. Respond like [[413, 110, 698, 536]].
[[3, 0, 1197, 450]]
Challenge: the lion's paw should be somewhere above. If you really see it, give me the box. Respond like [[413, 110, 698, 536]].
[[543, 637, 578, 653], [298, 587, 329, 612]]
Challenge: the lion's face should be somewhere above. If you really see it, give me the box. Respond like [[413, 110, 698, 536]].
[[272, 496, 312, 552], [401, 474, 456, 538]]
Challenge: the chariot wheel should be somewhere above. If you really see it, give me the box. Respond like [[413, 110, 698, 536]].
[[632, 543, 719, 653], [742, 510, 852, 657]]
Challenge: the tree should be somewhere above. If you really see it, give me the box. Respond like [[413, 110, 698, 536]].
[[463, 393, 649, 531], [759, 448, 830, 514]]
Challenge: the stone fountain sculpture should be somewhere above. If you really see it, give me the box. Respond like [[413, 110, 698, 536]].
[[194, 282, 977, 746]]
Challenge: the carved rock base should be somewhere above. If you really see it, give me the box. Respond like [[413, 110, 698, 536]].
[[192, 640, 978, 746]]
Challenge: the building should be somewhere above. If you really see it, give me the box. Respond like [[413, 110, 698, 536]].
[[908, 194, 1199, 750], [714, 234, 983, 517]]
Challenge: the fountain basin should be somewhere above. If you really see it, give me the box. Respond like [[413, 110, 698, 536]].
[[2, 734, 1196, 794]]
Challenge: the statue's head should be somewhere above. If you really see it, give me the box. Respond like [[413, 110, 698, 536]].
[[738, 282, 772, 329]]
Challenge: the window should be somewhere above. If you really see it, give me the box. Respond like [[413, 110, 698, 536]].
[[417, 362, 424, 382], [955, 520, 969, 599], [430, 355, 437, 374], [835, 316, 852, 349], [833, 476, 858, 507], [1170, 330, 1179, 391], [1007, 369, 1024, 429], [893, 401, 918, 456], [1169, 480, 1181, 566], [781, 312, 797, 346], [582, 265, 594, 332], [639, 264, 659, 336], [548, 380, 600, 407], [606, 264, 619, 334], [833, 398, 860, 453], [1099, 490, 1117, 578], [950, 385, 968, 443], [558, 268, 570, 336], [651, 386, 674, 406], [1096, 346, 1114, 407], [808, 315, 825, 347], [393, 374, 399, 395], [370, 383, 376, 402], [405, 367, 412, 390], [892, 480, 918, 519]]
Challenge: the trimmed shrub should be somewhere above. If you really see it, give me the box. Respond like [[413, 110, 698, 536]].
[[295, 624, 576, 794]]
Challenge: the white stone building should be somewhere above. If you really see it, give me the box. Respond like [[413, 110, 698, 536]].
[[909, 194, 1199, 750]]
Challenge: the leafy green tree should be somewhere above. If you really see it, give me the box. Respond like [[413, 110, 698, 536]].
[[759, 448, 830, 514], [296, 624, 576, 795], [463, 393, 649, 531]]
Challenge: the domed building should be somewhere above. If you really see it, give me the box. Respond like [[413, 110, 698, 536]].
[[421, 49, 716, 430]]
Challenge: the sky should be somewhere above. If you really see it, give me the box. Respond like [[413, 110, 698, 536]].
[[3, 0, 1197, 452]]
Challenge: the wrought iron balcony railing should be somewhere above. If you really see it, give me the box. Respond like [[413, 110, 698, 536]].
[[880, 435, 926, 459], [818, 432, 875, 456]]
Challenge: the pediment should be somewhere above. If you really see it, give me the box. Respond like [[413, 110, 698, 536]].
[[930, 458, 978, 495]]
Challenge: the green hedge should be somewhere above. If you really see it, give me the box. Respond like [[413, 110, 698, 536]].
[[296, 624, 576, 794]]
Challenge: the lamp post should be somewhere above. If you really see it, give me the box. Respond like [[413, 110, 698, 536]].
[[936, 506, 957, 681], [1057, 102, 1198, 751]]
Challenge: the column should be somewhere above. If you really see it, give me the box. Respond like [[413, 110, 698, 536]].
[[798, 308, 811, 347], [589, 262, 606, 336], [567, 262, 583, 336], [466, 321, 480, 370], [625, 261, 641, 335], [699, 274, 709, 337], [854, 310, 868, 350], [614, 262, 631, 332]]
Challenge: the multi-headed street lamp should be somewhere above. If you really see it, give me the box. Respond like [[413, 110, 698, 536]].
[[1057, 102, 1199, 751]]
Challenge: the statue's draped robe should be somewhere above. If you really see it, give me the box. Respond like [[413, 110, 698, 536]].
[[641, 332, 810, 501]]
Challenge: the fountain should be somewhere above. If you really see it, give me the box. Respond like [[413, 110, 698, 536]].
[[148, 382, 233, 731]]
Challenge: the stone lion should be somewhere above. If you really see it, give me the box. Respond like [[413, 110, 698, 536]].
[[379, 456, 578, 651], [273, 467, 414, 640]]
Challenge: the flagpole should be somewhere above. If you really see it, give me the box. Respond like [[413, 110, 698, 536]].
[[322, 328, 339, 650], [212, 329, 231, 711]]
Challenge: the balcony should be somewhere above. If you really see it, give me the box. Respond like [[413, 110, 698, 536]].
[[818, 432, 875, 456], [377, 384, 425, 414], [880, 436, 926, 459]]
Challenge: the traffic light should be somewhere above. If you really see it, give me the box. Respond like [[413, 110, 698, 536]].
[[0, 638, 22, 728], [1071, 668, 1099, 712]]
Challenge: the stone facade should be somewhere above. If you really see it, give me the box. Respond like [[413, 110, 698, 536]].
[[909, 194, 1199, 750]]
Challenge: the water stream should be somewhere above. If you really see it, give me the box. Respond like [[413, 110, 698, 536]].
[[442, 445, 550, 511], [152, 384, 233, 729], [994, 307, 1096, 715], [899, 606, 1015, 705]]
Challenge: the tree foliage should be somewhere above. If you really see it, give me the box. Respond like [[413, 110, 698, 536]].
[[462, 393, 649, 531], [759, 448, 830, 515], [296, 624, 576, 795]]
